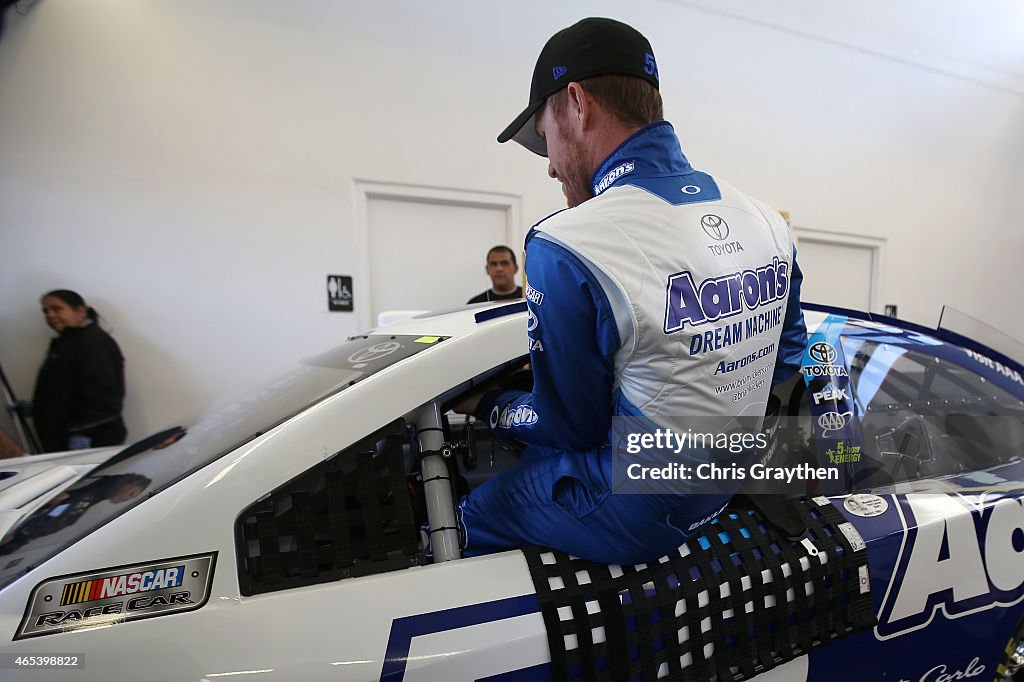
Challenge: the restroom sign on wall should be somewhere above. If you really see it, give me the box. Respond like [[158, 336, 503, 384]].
[[327, 275, 353, 312]]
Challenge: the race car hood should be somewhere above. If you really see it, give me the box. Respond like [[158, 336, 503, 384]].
[[0, 448, 121, 538]]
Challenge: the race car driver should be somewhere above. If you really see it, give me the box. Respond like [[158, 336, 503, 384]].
[[456, 18, 806, 565]]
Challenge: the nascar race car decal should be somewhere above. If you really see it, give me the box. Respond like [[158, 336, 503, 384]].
[[16, 552, 217, 639]]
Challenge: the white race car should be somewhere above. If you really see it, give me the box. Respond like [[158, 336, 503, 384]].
[[1, 302, 1023, 681]]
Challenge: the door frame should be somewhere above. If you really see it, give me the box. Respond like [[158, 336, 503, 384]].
[[792, 226, 885, 313], [352, 180, 523, 329]]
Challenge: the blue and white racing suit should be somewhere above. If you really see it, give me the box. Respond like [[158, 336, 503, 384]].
[[459, 121, 806, 564]]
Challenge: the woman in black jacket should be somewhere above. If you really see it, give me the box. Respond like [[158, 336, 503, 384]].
[[31, 290, 127, 452]]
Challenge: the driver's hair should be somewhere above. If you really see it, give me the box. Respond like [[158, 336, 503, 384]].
[[548, 75, 664, 129]]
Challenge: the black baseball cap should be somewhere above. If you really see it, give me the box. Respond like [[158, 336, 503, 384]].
[[497, 18, 659, 157]]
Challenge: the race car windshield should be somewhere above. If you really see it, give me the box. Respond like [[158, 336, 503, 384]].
[[938, 306, 1024, 368], [0, 334, 447, 590]]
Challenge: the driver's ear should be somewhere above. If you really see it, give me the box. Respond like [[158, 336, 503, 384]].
[[567, 82, 590, 130]]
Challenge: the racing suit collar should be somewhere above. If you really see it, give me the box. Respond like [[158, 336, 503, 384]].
[[590, 121, 692, 198]]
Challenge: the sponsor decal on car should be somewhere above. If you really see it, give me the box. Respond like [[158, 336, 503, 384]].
[[347, 341, 402, 365], [808, 342, 837, 364], [812, 385, 849, 404], [801, 340, 848, 378], [802, 363, 849, 378], [818, 411, 853, 437], [877, 494, 1024, 639], [16, 552, 217, 640], [800, 318, 863, 469], [59, 566, 184, 605], [827, 440, 862, 464], [963, 348, 1024, 386]]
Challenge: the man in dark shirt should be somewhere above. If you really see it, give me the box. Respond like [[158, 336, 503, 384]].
[[467, 245, 523, 303]]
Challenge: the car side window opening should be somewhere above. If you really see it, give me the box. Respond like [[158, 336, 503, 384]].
[[235, 419, 425, 596], [842, 337, 1024, 490], [235, 357, 536, 590]]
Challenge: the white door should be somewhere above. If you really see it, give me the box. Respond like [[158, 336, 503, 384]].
[[793, 230, 882, 312], [354, 182, 522, 328]]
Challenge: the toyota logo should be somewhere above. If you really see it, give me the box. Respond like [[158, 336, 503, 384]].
[[527, 308, 539, 332], [808, 342, 838, 364], [347, 341, 402, 364], [700, 215, 729, 241]]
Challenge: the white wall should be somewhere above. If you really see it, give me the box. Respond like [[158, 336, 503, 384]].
[[1, 0, 1021, 442]]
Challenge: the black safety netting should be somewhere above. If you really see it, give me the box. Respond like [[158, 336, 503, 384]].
[[236, 419, 424, 596], [523, 496, 875, 681]]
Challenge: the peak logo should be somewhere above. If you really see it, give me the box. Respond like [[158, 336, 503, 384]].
[[663, 257, 789, 333], [876, 494, 1024, 639], [812, 386, 849, 404]]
